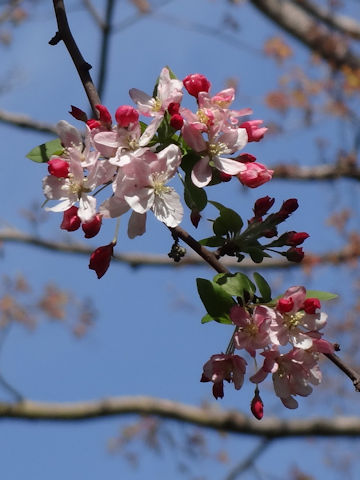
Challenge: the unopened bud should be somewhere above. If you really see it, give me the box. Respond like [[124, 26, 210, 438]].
[[170, 113, 184, 130], [48, 157, 69, 178], [82, 215, 102, 238], [89, 242, 114, 279], [167, 102, 180, 115], [218, 171, 232, 182], [236, 153, 256, 163], [285, 246, 304, 263], [60, 206, 81, 232], [285, 231, 309, 246], [69, 105, 88, 122], [277, 297, 294, 313], [95, 104, 112, 127], [183, 73, 211, 98], [303, 298, 321, 314], [115, 105, 139, 127], [251, 390, 264, 420], [253, 196, 275, 217], [190, 209, 201, 228]]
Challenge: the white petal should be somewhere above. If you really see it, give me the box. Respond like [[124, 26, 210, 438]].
[[152, 190, 183, 227], [78, 194, 97, 222], [99, 196, 129, 218], [125, 188, 154, 214], [128, 211, 147, 238], [191, 157, 212, 187], [57, 120, 82, 149], [214, 156, 246, 175]]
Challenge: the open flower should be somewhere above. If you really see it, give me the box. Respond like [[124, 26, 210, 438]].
[[201, 353, 247, 399]]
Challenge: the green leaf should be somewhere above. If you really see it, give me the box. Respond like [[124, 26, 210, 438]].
[[201, 313, 232, 324], [214, 272, 256, 301], [209, 201, 243, 235], [305, 290, 338, 301], [199, 236, 226, 247], [253, 272, 272, 302], [196, 278, 236, 317], [26, 138, 63, 163], [184, 175, 207, 212]]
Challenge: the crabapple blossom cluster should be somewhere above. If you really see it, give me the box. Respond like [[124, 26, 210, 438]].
[[28, 67, 335, 417], [200, 284, 335, 416], [35, 67, 274, 278]]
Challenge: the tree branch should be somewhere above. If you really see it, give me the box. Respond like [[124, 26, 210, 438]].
[[2, 395, 360, 437], [50, 0, 100, 116], [0, 109, 57, 135], [293, 0, 360, 40], [249, 0, 360, 70]]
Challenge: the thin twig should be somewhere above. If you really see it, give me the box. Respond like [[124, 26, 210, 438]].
[[97, 0, 116, 99], [225, 438, 272, 480], [50, 0, 101, 116]]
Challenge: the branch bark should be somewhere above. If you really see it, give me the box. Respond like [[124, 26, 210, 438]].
[[250, 0, 360, 70], [1, 395, 360, 437]]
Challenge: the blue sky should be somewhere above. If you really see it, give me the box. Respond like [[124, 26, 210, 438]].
[[1, 1, 360, 479]]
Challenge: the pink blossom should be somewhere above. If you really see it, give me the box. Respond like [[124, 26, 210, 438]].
[[237, 162, 273, 188], [270, 286, 328, 350], [239, 120, 268, 142], [201, 353, 247, 399], [129, 67, 183, 140], [230, 305, 274, 356]]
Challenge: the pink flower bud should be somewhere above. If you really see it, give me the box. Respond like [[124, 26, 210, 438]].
[[170, 113, 184, 130], [115, 105, 139, 127], [183, 73, 211, 98], [253, 196, 275, 217], [48, 157, 69, 178], [286, 247, 304, 263], [240, 120, 268, 142], [167, 102, 180, 115], [82, 215, 102, 239], [69, 105, 88, 122], [60, 206, 81, 232], [303, 298, 321, 314], [285, 231, 310, 246], [251, 391, 264, 420], [95, 104, 112, 127], [237, 162, 273, 188], [89, 242, 114, 279], [190, 209, 201, 228], [277, 297, 294, 313]]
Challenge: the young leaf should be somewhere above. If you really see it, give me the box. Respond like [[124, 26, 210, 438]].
[[196, 278, 236, 317], [26, 138, 63, 163], [215, 272, 256, 301], [253, 272, 272, 302], [305, 290, 338, 301]]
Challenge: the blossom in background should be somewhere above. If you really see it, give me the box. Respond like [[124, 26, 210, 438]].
[[201, 353, 247, 399]]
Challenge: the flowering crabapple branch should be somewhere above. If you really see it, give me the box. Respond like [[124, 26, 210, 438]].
[[25, 1, 358, 419]]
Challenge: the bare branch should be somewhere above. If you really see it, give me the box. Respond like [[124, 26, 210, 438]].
[[293, 0, 360, 40], [224, 438, 272, 480], [272, 162, 360, 181], [0, 109, 57, 135], [96, 0, 116, 99], [51, 0, 101, 116], [2, 396, 360, 437], [249, 0, 360, 70]]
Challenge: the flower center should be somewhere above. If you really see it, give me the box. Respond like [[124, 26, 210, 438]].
[[208, 141, 227, 158], [284, 311, 305, 329], [152, 97, 162, 113], [243, 323, 258, 337], [152, 172, 171, 196]]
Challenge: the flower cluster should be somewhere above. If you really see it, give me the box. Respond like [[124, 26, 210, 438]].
[[201, 286, 334, 411], [39, 68, 271, 278]]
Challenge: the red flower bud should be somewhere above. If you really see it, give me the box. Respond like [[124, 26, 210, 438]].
[[60, 206, 81, 232], [281, 198, 299, 215], [236, 153, 256, 163], [167, 102, 180, 115], [303, 298, 321, 314], [183, 73, 211, 98], [218, 171, 232, 182], [286, 247, 304, 263], [48, 157, 69, 178], [190, 209, 201, 228], [95, 104, 112, 127], [89, 243, 114, 279], [115, 105, 139, 127], [285, 231, 309, 246], [277, 297, 294, 313], [69, 105, 88, 122], [253, 196, 275, 217], [86, 119, 101, 130], [82, 215, 102, 239], [170, 113, 184, 130], [251, 391, 264, 420]]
